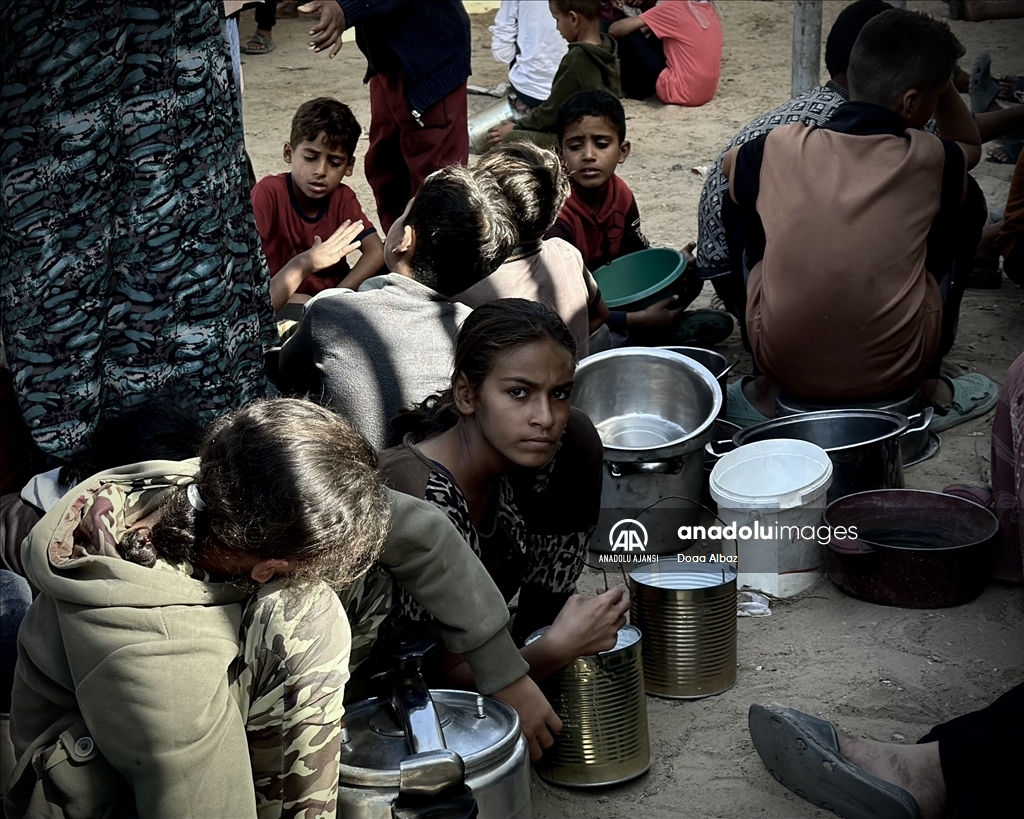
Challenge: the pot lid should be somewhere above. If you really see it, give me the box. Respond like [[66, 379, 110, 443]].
[[339, 690, 521, 787]]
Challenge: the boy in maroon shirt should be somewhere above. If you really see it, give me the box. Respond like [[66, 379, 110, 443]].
[[251, 98, 384, 305]]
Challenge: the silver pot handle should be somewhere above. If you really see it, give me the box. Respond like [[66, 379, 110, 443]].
[[903, 406, 934, 436], [705, 439, 736, 459], [718, 359, 738, 380], [609, 458, 683, 477]]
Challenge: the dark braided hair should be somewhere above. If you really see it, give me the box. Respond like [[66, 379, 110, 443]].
[[392, 299, 577, 442], [121, 399, 390, 589]]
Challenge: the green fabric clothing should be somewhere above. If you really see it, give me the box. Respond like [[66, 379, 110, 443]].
[[372, 489, 529, 694], [4, 462, 527, 817], [514, 33, 622, 136], [5, 460, 350, 819]]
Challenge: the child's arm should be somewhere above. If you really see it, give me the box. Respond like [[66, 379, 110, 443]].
[[269, 220, 364, 311], [933, 78, 982, 173], [336, 231, 385, 291], [490, 0, 519, 64], [608, 16, 650, 37]]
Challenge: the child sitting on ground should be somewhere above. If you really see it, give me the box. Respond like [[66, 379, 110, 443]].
[[488, 0, 621, 151], [251, 97, 384, 309], [454, 143, 604, 356], [609, 0, 723, 106], [722, 9, 996, 430], [384, 299, 628, 685], [490, 0, 568, 112], [546, 90, 733, 344], [277, 165, 517, 451]]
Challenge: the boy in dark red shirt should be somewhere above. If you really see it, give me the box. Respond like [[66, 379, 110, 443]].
[[547, 90, 729, 343], [251, 98, 384, 305], [546, 90, 649, 271]]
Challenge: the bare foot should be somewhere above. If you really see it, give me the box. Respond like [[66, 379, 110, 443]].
[[837, 735, 947, 819], [921, 378, 953, 407], [741, 376, 779, 418]]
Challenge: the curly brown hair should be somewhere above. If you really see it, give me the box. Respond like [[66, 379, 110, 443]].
[[121, 399, 390, 590]]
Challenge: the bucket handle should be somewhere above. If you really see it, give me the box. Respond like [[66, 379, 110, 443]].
[[705, 439, 736, 459], [608, 458, 683, 477]]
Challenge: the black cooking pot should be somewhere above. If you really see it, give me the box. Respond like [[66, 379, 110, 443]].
[[823, 489, 999, 608]]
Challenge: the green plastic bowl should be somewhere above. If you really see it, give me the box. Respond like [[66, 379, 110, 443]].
[[591, 248, 687, 311]]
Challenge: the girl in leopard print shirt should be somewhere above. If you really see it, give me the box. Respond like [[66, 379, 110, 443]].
[[381, 299, 630, 686]]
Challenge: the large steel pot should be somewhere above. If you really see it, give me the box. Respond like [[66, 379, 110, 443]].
[[573, 348, 722, 554], [823, 489, 999, 608], [338, 648, 531, 819], [707, 408, 933, 504], [529, 625, 649, 788], [774, 388, 937, 467], [659, 346, 735, 418]]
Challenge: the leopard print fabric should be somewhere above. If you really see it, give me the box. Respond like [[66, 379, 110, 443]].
[[398, 467, 588, 622]]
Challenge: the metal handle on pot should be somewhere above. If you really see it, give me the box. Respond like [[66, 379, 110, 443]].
[[609, 458, 683, 477], [705, 439, 737, 459], [902, 406, 934, 435], [386, 640, 447, 755]]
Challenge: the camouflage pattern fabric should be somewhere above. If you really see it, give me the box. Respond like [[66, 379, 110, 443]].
[[1, 1, 275, 459], [230, 581, 350, 819], [334, 563, 395, 676]]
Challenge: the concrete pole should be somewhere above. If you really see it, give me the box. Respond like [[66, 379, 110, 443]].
[[791, 0, 823, 98]]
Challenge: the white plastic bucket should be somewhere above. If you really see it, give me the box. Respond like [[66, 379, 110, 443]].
[[709, 439, 832, 597]]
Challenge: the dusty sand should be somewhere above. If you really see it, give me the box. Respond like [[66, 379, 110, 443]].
[[239, 2, 1024, 816]]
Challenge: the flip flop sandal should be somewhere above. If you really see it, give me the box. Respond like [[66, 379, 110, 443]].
[[997, 76, 1024, 104], [724, 376, 770, 429], [670, 308, 734, 346], [970, 52, 1000, 115], [748, 705, 922, 819], [929, 373, 999, 433], [241, 32, 276, 55]]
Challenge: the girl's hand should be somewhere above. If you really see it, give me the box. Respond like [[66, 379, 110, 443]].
[[547, 588, 630, 660], [302, 220, 364, 273], [488, 121, 516, 146]]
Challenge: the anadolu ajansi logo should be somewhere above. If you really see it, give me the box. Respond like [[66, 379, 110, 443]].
[[609, 519, 648, 552]]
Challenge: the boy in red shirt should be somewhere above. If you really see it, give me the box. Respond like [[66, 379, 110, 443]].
[[547, 90, 731, 343], [251, 98, 384, 306]]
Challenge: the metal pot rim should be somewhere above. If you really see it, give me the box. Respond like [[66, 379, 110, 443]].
[[338, 690, 523, 787], [576, 347, 723, 460], [823, 488, 999, 552], [735, 408, 910, 454]]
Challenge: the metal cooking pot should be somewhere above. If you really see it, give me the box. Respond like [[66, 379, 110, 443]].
[[659, 346, 735, 418], [823, 489, 999, 608], [338, 646, 531, 819], [572, 348, 723, 553], [707, 408, 933, 504], [468, 96, 522, 154], [529, 625, 649, 788], [774, 388, 937, 467]]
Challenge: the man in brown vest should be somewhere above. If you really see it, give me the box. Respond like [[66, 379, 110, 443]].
[[722, 9, 997, 432]]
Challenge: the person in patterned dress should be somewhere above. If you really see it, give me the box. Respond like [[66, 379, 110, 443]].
[[1, 1, 275, 464], [382, 299, 627, 687], [4, 399, 389, 819]]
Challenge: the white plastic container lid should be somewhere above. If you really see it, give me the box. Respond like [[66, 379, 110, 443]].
[[709, 438, 833, 511]]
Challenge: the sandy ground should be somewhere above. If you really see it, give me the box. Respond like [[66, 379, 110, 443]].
[[239, 2, 1024, 816]]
